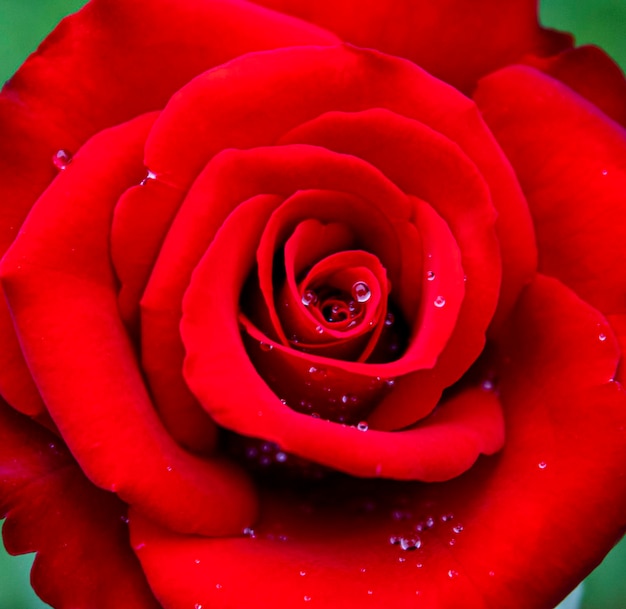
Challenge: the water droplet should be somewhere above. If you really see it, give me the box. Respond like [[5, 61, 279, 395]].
[[140, 169, 157, 185], [360, 568, 367, 573], [426, 270, 436, 281], [488, 570, 495, 577], [275, 451, 287, 463], [601, 169, 608, 176], [352, 281, 372, 303], [259, 341, 273, 351], [367, 590, 373, 595], [356, 421, 369, 432], [481, 379, 494, 391], [425, 517, 435, 529], [398, 557, 406, 563], [300, 570, 307, 576], [308, 366, 327, 379], [311, 412, 320, 419], [243, 527, 255, 537], [385, 378, 396, 388], [389, 536, 401, 545], [194, 559, 201, 564], [166, 466, 173, 472], [538, 461, 547, 470], [400, 536, 422, 551], [441, 513, 454, 522], [416, 563, 423, 569], [302, 290, 318, 306], [448, 569, 458, 578], [433, 295, 446, 308], [195, 604, 203, 609], [314, 325, 324, 334], [452, 524, 464, 534], [52, 149, 72, 170], [304, 595, 312, 602], [599, 333, 607, 342], [448, 539, 456, 546], [215, 584, 223, 590], [384, 312, 395, 326]]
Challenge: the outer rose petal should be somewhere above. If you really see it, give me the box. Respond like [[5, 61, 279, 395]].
[[133, 276, 626, 609], [0, 401, 160, 609], [249, 0, 571, 91], [0, 0, 338, 418], [0, 115, 257, 536], [474, 64, 626, 378]]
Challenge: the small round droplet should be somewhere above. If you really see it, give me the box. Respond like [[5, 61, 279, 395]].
[[304, 596, 312, 602], [194, 559, 201, 564], [448, 569, 458, 579], [384, 312, 395, 326], [601, 169, 608, 176], [389, 536, 401, 545], [243, 527, 255, 537], [441, 513, 454, 522], [400, 536, 422, 551], [195, 604, 203, 609], [308, 366, 327, 380], [452, 524, 464, 534], [302, 290, 318, 306], [275, 451, 287, 463], [367, 590, 373, 595], [398, 557, 406, 563], [356, 421, 369, 432], [315, 325, 324, 334], [259, 341, 273, 351], [488, 570, 495, 577], [538, 461, 547, 470], [352, 281, 372, 303], [599, 333, 607, 342], [433, 295, 446, 308], [482, 379, 495, 391], [52, 149, 72, 170], [425, 517, 435, 529], [300, 570, 307, 577], [215, 584, 223, 590], [140, 169, 157, 185], [426, 270, 436, 281], [360, 568, 367, 573]]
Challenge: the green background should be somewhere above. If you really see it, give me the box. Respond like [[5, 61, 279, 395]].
[[0, 1, 625, 608]]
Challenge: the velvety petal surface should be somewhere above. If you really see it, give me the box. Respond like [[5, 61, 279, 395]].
[[474, 65, 626, 375], [133, 275, 626, 609], [0, 115, 257, 536], [0, 0, 337, 418], [0, 401, 161, 609], [249, 0, 571, 91]]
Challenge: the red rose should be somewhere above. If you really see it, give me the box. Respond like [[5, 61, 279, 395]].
[[1, 1, 625, 608]]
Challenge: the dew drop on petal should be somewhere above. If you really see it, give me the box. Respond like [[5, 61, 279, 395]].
[[384, 312, 395, 326], [215, 584, 223, 590], [601, 169, 608, 176], [453, 524, 464, 534], [599, 333, 607, 342], [448, 569, 458, 578], [140, 169, 157, 185], [259, 341, 273, 351], [538, 461, 547, 470], [243, 527, 255, 537], [195, 604, 203, 609], [300, 570, 307, 577], [426, 270, 436, 281], [52, 149, 72, 170], [315, 325, 324, 334], [352, 281, 372, 303], [400, 536, 422, 551], [356, 421, 369, 432], [304, 596, 312, 602], [302, 290, 318, 306], [367, 590, 373, 595], [275, 451, 287, 463], [434, 295, 446, 308]]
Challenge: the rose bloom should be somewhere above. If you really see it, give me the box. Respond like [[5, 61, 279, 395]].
[[1, 0, 625, 608]]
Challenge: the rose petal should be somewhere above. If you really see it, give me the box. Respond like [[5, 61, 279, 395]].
[[474, 66, 626, 321], [0, 401, 160, 609], [183, 189, 501, 478], [522, 45, 626, 126], [0, 114, 257, 536], [0, 0, 337, 417], [135, 275, 626, 608], [250, 0, 571, 91]]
